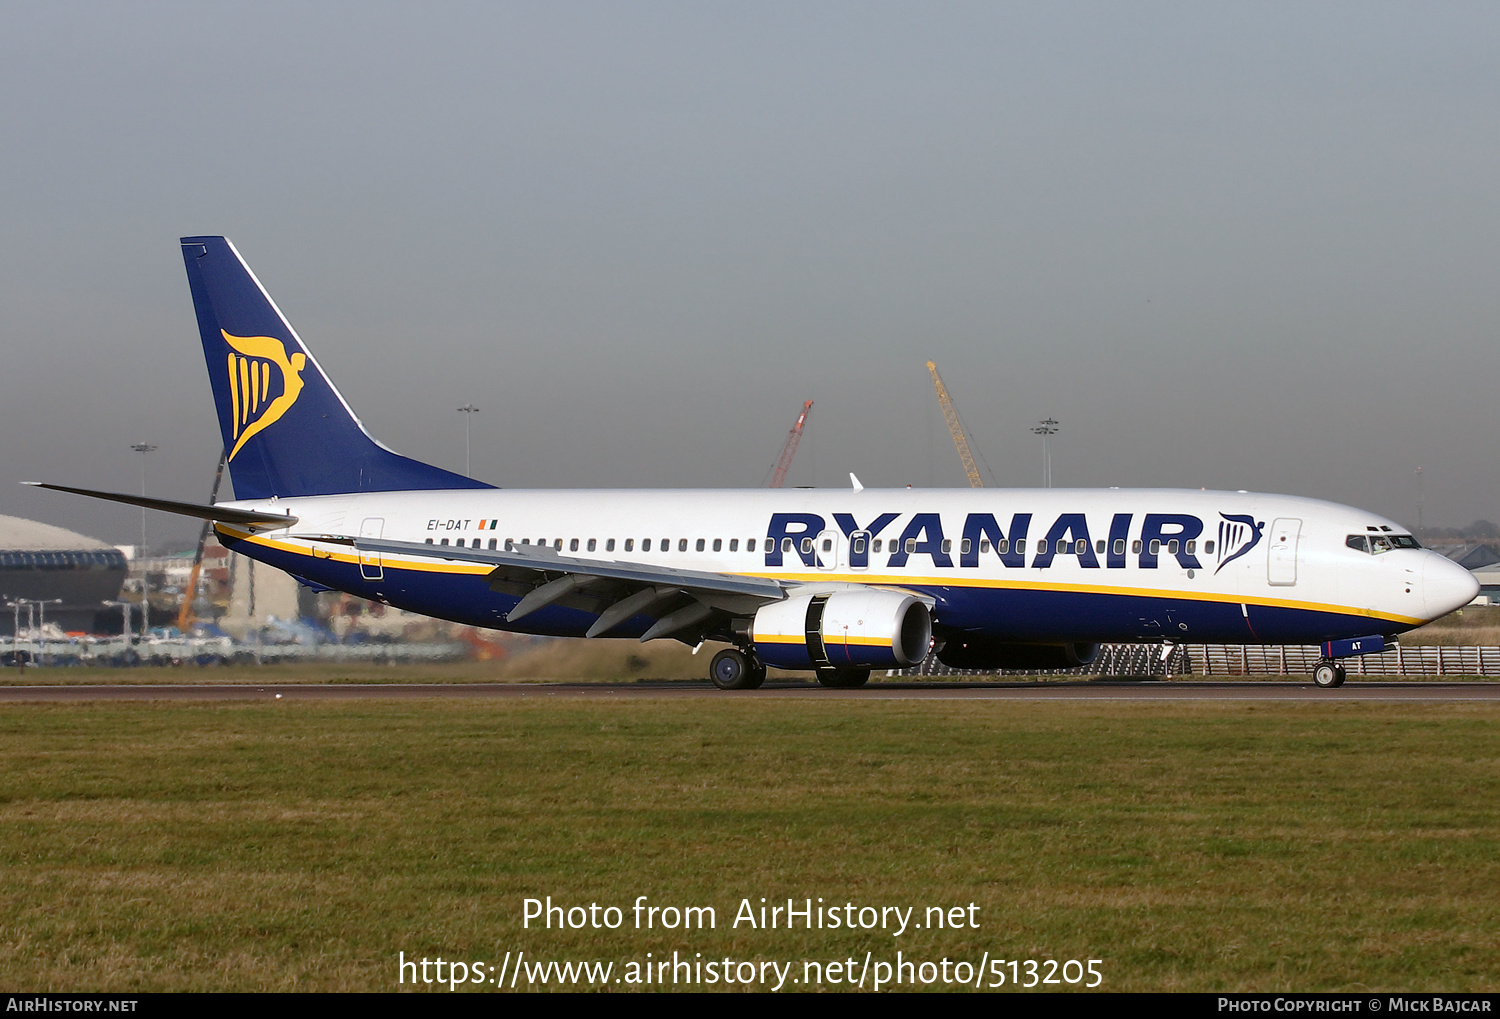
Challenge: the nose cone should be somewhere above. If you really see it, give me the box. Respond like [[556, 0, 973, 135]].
[[1421, 554, 1481, 620]]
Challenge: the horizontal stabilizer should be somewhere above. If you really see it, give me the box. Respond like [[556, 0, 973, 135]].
[[22, 482, 298, 529]]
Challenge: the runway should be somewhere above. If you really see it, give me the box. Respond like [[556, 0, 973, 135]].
[[1, 680, 1499, 702]]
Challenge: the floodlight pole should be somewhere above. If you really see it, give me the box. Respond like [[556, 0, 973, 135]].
[[1416, 466, 1424, 533], [1030, 418, 1059, 488], [457, 405, 479, 478]]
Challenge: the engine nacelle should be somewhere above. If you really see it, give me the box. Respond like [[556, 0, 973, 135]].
[[751, 590, 932, 671], [936, 638, 1100, 671]]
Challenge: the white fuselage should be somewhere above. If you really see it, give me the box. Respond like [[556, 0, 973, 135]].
[[214, 486, 1478, 646]]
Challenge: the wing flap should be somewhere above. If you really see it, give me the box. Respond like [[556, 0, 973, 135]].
[[350, 536, 786, 601], [318, 535, 788, 641]]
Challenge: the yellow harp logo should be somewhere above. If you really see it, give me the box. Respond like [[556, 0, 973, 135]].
[[222, 330, 307, 461]]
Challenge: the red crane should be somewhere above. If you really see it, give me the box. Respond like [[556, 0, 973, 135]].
[[769, 399, 814, 488]]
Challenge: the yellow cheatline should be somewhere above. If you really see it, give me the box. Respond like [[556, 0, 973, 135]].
[[215, 527, 1424, 628]]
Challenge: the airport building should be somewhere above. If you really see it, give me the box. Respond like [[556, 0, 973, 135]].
[[0, 515, 128, 635]]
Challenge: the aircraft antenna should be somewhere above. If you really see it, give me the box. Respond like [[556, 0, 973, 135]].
[[926, 361, 984, 488], [769, 400, 814, 488]]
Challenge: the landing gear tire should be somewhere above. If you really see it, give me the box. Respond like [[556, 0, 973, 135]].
[[743, 658, 767, 690], [710, 648, 763, 690], [816, 667, 871, 689], [1313, 661, 1346, 689]]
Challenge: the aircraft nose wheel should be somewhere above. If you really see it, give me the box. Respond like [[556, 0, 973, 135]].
[[710, 648, 766, 690], [1312, 660, 1347, 689]]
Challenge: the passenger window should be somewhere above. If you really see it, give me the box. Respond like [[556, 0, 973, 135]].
[[873, 539, 883, 553], [905, 538, 917, 554], [1096, 540, 1106, 554], [441, 538, 450, 545], [1132, 540, 1142, 554], [1113, 539, 1125, 555], [1167, 539, 1178, 554], [554, 539, 562, 550], [1205, 541, 1215, 554], [662, 539, 669, 551], [961, 538, 972, 555], [711, 539, 720, 552], [1076, 539, 1087, 554], [853, 537, 865, 554], [941, 539, 951, 554], [1150, 540, 1161, 555], [587, 538, 596, 552], [505, 538, 515, 550], [425, 538, 434, 544], [980, 539, 991, 553], [1185, 540, 1195, 554], [782, 538, 792, 553], [643, 539, 652, 552], [569, 538, 579, 551], [747, 539, 755, 552], [822, 539, 832, 552], [606, 539, 615, 551], [801, 537, 814, 554], [729, 539, 738, 552], [625, 539, 634, 551]]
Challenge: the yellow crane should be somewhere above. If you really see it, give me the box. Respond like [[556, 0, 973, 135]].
[[926, 360, 984, 488]]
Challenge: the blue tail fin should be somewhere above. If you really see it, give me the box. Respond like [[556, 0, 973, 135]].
[[180, 236, 493, 499]]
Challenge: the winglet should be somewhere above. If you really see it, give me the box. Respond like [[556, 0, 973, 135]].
[[850, 473, 864, 492]]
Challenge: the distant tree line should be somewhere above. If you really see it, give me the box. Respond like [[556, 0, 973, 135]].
[[1416, 520, 1500, 541]]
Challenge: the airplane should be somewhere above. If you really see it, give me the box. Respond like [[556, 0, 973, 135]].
[[27, 236, 1480, 690]]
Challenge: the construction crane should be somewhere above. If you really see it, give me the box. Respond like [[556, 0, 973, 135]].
[[769, 399, 814, 488], [926, 360, 984, 488], [175, 452, 227, 632]]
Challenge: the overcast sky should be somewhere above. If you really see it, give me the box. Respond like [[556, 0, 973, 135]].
[[2, 2, 1497, 548]]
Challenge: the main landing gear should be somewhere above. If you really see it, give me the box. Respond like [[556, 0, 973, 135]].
[[816, 667, 870, 689], [709, 648, 766, 690], [1312, 660, 1347, 689]]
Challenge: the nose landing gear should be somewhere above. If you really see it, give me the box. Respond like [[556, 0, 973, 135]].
[[1312, 660, 1347, 689]]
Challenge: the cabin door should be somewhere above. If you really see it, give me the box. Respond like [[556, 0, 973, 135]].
[[1266, 517, 1301, 587], [359, 517, 385, 581], [816, 529, 841, 572]]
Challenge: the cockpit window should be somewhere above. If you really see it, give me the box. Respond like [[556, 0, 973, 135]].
[[1347, 533, 1420, 554], [1349, 533, 1421, 554]]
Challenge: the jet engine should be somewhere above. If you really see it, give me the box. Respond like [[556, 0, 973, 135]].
[[751, 590, 931, 671]]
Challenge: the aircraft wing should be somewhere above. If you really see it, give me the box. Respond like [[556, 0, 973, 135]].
[[323, 535, 788, 641]]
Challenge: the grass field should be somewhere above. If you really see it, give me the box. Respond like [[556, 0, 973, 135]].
[[0, 695, 1496, 992]]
